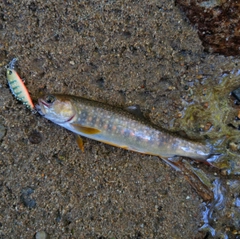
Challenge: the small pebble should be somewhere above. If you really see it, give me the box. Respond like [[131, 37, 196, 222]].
[[176, 112, 182, 118], [204, 122, 212, 131], [168, 86, 175, 90], [203, 102, 209, 109], [20, 187, 36, 209], [28, 130, 43, 144], [35, 231, 49, 239], [229, 142, 238, 151]]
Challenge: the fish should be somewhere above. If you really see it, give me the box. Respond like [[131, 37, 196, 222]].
[[36, 94, 214, 160], [6, 58, 34, 110]]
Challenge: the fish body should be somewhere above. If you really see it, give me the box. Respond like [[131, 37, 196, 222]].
[[36, 94, 213, 160], [6, 58, 34, 110]]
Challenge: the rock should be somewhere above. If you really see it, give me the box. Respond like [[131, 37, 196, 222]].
[[232, 87, 240, 102], [176, 0, 240, 56]]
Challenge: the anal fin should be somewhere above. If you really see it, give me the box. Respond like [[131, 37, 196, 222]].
[[76, 134, 84, 152]]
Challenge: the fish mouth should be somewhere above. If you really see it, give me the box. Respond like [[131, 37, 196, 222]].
[[35, 104, 44, 115], [35, 99, 48, 115], [39, 99, 50, 108]]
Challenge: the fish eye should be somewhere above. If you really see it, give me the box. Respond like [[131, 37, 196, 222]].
[[45, 95, 55, 104]]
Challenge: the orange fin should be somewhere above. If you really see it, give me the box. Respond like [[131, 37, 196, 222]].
[[76, 135, 84, 152], [71, 123, 101, 134]]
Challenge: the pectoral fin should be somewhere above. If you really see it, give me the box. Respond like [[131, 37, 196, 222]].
[[71, 123, 101, 134], [76, 135, 84, 152]]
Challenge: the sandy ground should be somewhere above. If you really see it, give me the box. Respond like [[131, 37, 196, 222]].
[[0, 1, 239, 238]]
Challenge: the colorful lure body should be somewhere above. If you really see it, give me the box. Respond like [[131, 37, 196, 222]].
[[6, 58, 34, 110]]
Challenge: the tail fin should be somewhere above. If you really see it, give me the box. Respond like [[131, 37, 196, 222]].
[[207, 136, 240, 175]]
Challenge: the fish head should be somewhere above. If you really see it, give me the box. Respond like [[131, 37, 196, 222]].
[[36, 94, 76, 124]]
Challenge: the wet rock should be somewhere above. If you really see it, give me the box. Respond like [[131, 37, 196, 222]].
[[35, 231, 49, 239], [176, 0, 240, 56], [20, 187, 36, 209], [232, 87, 240, 102], [28, 130, 43, 144]]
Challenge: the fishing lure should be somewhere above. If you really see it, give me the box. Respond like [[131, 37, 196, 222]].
[[6, 58, 34, 110]]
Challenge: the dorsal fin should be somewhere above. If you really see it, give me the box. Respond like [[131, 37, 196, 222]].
[[125, 105, 145, 118]]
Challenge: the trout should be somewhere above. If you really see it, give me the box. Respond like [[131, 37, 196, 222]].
[[36, 94, 213, 160]]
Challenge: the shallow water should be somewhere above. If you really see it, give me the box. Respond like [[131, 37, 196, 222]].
[[200, 178, 240, 238]]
